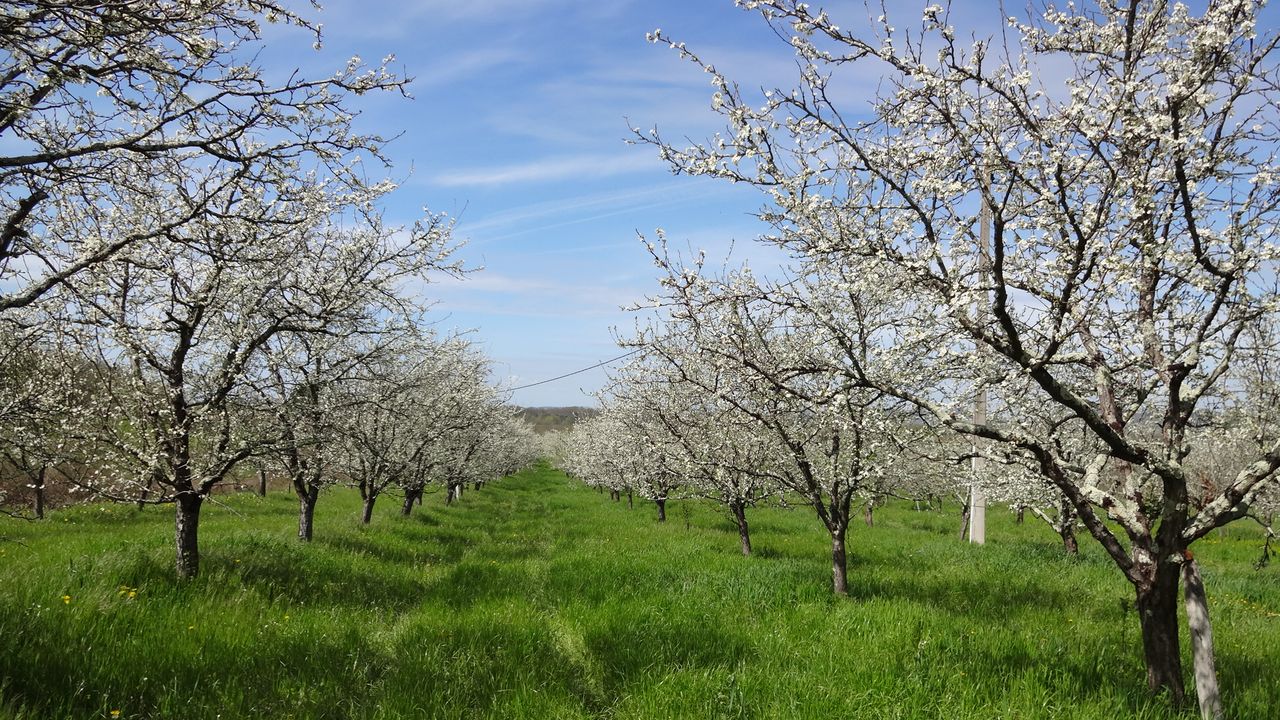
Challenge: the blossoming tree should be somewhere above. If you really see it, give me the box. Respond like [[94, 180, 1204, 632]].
[[639, 0, 1280, 709]]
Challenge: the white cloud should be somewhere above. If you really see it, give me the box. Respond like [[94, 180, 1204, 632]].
[[429, 153, 658, 187]]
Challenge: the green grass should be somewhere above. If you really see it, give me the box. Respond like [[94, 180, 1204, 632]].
[[1, 462, 1277, 719]]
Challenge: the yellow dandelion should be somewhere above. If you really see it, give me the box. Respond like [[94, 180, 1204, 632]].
[[61, 595, 71, 605], [110, 710, 122, 718]]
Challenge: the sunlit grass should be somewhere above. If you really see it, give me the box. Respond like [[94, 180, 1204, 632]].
[[1, 462, 1276, 719]]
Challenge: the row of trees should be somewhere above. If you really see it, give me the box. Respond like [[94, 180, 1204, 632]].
[[570, 0, 1280, 715], [0, 2, 538, 578]]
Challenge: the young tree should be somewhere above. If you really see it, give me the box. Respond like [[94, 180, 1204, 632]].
[[607, 360, 779, 556], [633, 248, 917, 593], [641, 0, 1280, 707], [263, 323, 415, 541], [338, 336, 496, 522]]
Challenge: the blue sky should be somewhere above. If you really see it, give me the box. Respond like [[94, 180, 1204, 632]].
[[264, 0, 1278, 406], [264, 0, 820, 407]]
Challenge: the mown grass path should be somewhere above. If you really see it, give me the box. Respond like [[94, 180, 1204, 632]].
[[1, 462, 1277, 719]]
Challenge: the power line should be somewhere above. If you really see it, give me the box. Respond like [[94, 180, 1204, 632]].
[[506, 348, 642, 392]]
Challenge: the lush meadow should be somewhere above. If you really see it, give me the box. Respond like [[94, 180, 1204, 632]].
[[1, 462, 1277, 719]]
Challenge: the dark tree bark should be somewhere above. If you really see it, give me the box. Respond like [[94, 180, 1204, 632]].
[[137, 475, 153, 511], [958, 500, 971, 541], [627, 489, 633, 508], [297, 484, 319, 541], [258, 466, 268, 497], [33, 466, 46, 520], [863, 502, 874, 528], [1016, 506, 1025, 524], [401, 487, 422, 516], [361, 494, 377, 524], [1135, 562, 1185, 704], [730, 501, 752, 556], [1060, 522, 1079, 555], [831, 526, 848, 596], [175, 492, 203, 579], [655, 497, 667, 522]]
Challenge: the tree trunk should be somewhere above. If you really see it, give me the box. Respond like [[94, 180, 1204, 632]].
[[1056, 497, 1079, 555], [401, 487, 421, 516], [831, 527, 848, 596], [730, 502, 752, 556], [1182, 556, 1223, 720], [175, 492, 203, 580], [298, 485, 318, 541], [1060, 521, 1079, 556], [655, 498, 666, 522], [361, 494, 377, 525], [958, 501, 971, 541], [1135, 563, 1186, 704], [258, 467, 268, 497], [1016, 506, 1025, 524], [137, 476, 153, 511], [627, 489, 633, 508], [610, 489, 620, 502], [33, 466, 46, 520], [863, 502, 874, 528], [474, 481, 483, 491]]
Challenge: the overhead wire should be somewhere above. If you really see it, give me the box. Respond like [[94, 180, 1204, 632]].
[[506, 348, 643, 392]]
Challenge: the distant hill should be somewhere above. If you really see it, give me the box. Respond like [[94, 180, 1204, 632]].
[[517, 406, 598, 434]]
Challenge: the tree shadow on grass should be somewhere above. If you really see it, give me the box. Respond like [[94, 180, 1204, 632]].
[[581, 608, 757, 706], [109, 541, 432, 612]]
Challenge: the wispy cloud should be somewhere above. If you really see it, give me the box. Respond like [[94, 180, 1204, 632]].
[[452, 180, 738, 242], [430, 153, 657, 187]]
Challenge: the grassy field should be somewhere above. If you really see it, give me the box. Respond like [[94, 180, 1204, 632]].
[[1, 462, 1277, 719]]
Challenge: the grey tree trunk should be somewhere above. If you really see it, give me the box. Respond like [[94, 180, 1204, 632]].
[[627, 489, 633, 508], [655, 498, 666, 522], [33, 466, 46, 520], [730, 502, 752, 556], [297, 486, 318, 541], [401, 488, 422, 516], [863, 503, 874, 528], [258, 467, 268, 497], [175, 492, 203, 579], [137, 476, 153, 511], [958, 501, 971, 541], [1182, 557, 1223, 720], [831, 529, 848, 596], [361, 494, 377, 525], [1060, 522, 1079, 556]]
